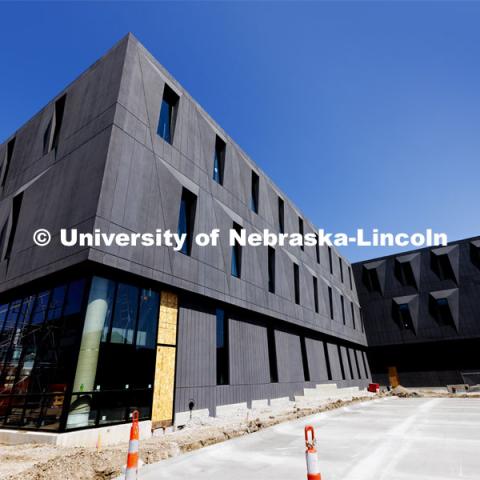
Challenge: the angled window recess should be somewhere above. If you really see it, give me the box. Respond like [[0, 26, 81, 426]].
[[157, 84, 179, 144], [3, 192, 24, 262], [337, 345, 346, 380], [394, 253, 421, 289], [213, 136, 226, 185], [341, 295, 346, 325], [267, 327, 278, 383], [312, 276, 319, 313], [293, 263, 300, 304], [298, 217, 304, 251], [351, 301, 356, 329], [430, 245, 459, 284], [250, 170, 259, 214], [348, 266, 353, 289], [216, 308, 229, 385], [328, 286, 334, 320], [268, 246, 276, 293], [392, 294, 419, 334], [177, 188, 197, 256], [429, 289, 459, 331], [328, 246, 333, 274], [339, 257, 344, 283], [231, 222, 242, 278], [278, 197, 284, 233], [315, 236, 320, 264], [362, 260, 386, 295], [300, 336, 310, 382], [470, 240, 480, 270], [43, 94, 66, 155], [1, 137, 16, 188], [324, 342, 332, 380]]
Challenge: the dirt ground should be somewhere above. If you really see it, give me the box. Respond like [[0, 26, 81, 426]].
[[1, 389, 479, 480]]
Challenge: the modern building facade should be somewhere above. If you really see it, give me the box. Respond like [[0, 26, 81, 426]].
[[0, 34, 370, 432], [353, 237, 480, 387]]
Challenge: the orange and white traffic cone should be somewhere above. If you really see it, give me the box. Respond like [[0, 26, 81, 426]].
[[305, 425, 321, 480], [125, 410, 140, 480]]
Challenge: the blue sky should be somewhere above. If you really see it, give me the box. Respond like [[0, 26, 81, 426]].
[[1, 1, 479, 262]]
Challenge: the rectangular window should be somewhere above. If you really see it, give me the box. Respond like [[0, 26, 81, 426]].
[[347, 349, 354, 379], [300, 336, 310, 382], [51, 94, 66, 150], [216, 308, 229, 385], [177, 188, 197, 256], [278, 197, 284, 233], [267, 327, 278, 383], [313, 276, 319, 313], [213, 136, 226, 185], [328, 246, 333, 275], [293, 263, 300, 304], [324, 342, 332, 380], [298, 217, 304, 251], [231, 223, 242, 278], [315, 236, 320, 264], [1, 137, 15, 188], [328, 286, 334, 319], [157, 84, 179, 144], [268, 246, 275, 293], [360, 307, 365, 332], [339, 258, 344, 283], [110, 283, 139, 345], [348, 266, 353, 290], [250, 171, 259, 213], [337, 345, 346, 380], [4, 192, 23, 261], [351, 301, 356, 329], [354, 351, 362, 378], [362, 351, 369, 378], [341, 295, 346, 325]]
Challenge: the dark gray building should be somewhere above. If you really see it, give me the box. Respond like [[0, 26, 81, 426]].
[[353, 236, 480, 387], [0, 34, 370, 432]]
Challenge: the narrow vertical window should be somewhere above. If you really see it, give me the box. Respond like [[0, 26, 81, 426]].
[[298, 217, 304, 251], [157, 84, 179, 144], [341, 295, 346, 325], [216, 308, 229, 385], [347, 349, 354, 379], [324, 342, 332, 380], [300, 336, 310, 382], [360, 307, 365, 332], [328, 286, 334, 319], [278, 197, 284, 233], [267, 327, 278, 383], [348, 266, 353, 290], [312, 276, 319, 313], [4, 192, 23, 261], [51, 94, 66, 150], [177, 188, 197, 256], [251, 171, 259, 214], [337, 345, 346, 380], [1, 137, 15, 188], [339, 257, 344, 283], [351, 301, 356, 329], [362, 351, 369, 377], [213, 136, 226, 185], [328, 246, 333, 275], [268, 246, 275, 293], [231, 223, 242, 278], [315, 235, 320, 264], [293, 263, 300, 305], [354, 351, 362, 378]]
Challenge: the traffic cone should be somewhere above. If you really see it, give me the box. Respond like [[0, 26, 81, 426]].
[[305, 425, 321, 480], [125, 410, 140, 480]]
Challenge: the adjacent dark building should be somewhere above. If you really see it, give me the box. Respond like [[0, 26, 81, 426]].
[[353, 237, 480, 387], [0, 34, 370, 433]]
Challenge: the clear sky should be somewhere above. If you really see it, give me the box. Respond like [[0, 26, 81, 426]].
[[1, 1, 479, 262]]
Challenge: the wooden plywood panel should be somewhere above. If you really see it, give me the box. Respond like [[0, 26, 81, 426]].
[[157, 291, 178, 346]]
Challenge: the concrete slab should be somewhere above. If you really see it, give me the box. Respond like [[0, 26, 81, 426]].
[[137, 398, 480, 479]]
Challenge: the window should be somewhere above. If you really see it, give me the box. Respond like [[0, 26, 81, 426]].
[[157, 84, 179, 144], [328, 246, 333, 275], [354, 351, 362, 378], [51, 94, 66, 150], [430, 296, 455, 328], [1, 137, 15, 188], [177, 188, 197, 256], [351, 301, 356, 329], [110, 283, 139, 344], [315, 236, 320, 264], [346, 349, 354, 378], [313, 276, 319, 313], [348, 266, 353, 289], [324, 342, 332, 380], [213, 136, 226, 185], [396, 303, 414, 331], [267, 327, 278, 383], [136, 289, 160, 349], [293, 263, 300, 304], [337, 345, 346, 380], [362, 351, 369, 378], [360, 307, 365, 332], [278, 197, 284, 233], [341, 295, 345, 325], [4, 192, 23, 261], [268, 246, 275, 293], [231, 223, 242, 278], [250, 171, 259, 214], [395, 260, 417, 287], [339, 258, 344, 283], [328, 286, 334, 319], [216, 308, 229, 385], [300, 337, 310, 382], [431, 251, 456, 282], [298, 217, 304, 251]]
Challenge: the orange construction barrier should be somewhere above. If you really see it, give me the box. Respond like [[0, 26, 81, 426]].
[[125, 410, 140, 480], [305, 425, 321, 480]]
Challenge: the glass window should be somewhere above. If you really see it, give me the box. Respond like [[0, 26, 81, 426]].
[[300, 337, 310, 381], [278, 197, 284, 233], [231, 223, 242, 278], [31, 291, 50, 325], [313, 276, 319, 313], [351, 301, 356, 329], [299, 217, 304, 251], [339, 258, 344, 283], [328, 287, 334, 320], [177, 188, 197, 256], [267, 327, 278, 383], [47, 285, 67, 320], [157, 84, 179, 144], [268, 247, 275, 293], [216, 308, 229, 385], [5, 192, 23, 261], [293, 263, 300, 304], [341, 295, 346, 325], [136, 289, 159, 349], [328, 246, 333, 275], [110, 284, 139, 345], [250, 171, 259, 214], [1, 137, 15, 188], [213, 136, 226, 185], [63, 279, 86, 316], [0, 303, 8, 333]]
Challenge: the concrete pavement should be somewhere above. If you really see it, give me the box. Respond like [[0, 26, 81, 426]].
[[139, 397, 480, 479]]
